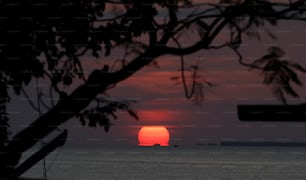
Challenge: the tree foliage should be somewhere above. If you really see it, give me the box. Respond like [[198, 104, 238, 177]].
[[251, 47, 306, 103], [1, 0, 306, 177]]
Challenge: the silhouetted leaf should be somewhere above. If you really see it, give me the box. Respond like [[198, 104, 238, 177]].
[[32, 60, 44, 78], [252, 47, 305, 103], [13, 86, 21, 95], [110, 112, 117, 120], [23, 73, 32, 86], [63, 75, 73, 86], [267, 46, 285, 57], [283, 85, 299, 98], [80, 116, 86, 126], [266, 29, 277, 40], [104, 125, 110, 132], [127, 109, 138, 120], [287, 62, 306, 73]]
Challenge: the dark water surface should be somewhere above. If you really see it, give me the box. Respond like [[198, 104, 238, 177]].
[[20, 146, 306, 180]]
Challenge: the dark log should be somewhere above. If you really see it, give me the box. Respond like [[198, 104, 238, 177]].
[[237, 103, 306, 121]]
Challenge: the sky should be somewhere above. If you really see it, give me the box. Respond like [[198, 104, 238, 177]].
[[7, 2, 306, 148]]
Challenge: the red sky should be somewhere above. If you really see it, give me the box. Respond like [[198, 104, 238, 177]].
[[8, 2, 306, 147], [64, 20, 306, 147]]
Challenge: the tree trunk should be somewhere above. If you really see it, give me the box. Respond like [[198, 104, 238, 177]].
[[1, 83, 104, 177], [0, 48, 161, 177]]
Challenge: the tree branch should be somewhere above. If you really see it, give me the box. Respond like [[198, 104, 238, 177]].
[[4, 46, 162, 169], [161, 19, 229, 56]]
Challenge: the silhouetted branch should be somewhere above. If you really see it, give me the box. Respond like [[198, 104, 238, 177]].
[[171, 36, 196, 99], [38, 93, 51, 111], [43, 71, 66, 99], [2, 1, 306, 177], [230, 44, 263, 70], [161, 19, 229, 56], [21, 88, 39, 112]]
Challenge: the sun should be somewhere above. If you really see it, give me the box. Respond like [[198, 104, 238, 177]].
[[138, 126, 170, 146]]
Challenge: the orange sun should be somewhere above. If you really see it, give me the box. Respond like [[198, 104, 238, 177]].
[[138, 126, 170, 146]]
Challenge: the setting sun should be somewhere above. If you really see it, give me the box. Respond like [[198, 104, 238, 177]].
[[138, 126, 170, 146]]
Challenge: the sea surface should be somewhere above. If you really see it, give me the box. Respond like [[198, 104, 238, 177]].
[[20, 146, 306, 180]]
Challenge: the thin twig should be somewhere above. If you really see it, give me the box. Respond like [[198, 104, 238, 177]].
[[21, 87, 39, 112]]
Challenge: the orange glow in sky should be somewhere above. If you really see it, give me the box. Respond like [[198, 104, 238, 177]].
[[138, 126, 170, 146]]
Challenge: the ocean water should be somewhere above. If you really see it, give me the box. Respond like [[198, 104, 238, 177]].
[[20, 146, 306, 180]]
